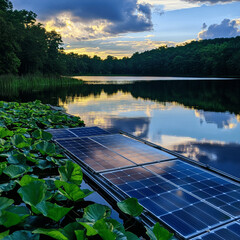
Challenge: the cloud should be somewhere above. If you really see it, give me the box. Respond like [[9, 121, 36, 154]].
[[64, 39, 177, 58], [198, 18, 240, 39], [12, 0, 153, 35], [183, 0, 239, 3]]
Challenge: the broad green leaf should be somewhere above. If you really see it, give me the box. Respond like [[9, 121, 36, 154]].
[[7, 151, 28, 165], [63, 222, 84, 240], [32, 229, 68, 240], [125, 232, 140, 240], [0, 230, 9, 240], [55, 180, 93, 201], [33, 222, 83, 240], [75, 230, 85, 240], [18, 181, 47, 206], [36, 141, 56, 155], [59, 161, 83, 185], [105, 219, 125, 232], [146, 223, 173, 240], [0, 162, 7, 175], [3, 165, 30, 179], [0, 197, 14, 211], [35, 201, 73, 222], [117, 198, 143, 217], [36, 160, 53, 169], [79, 222, 98, 236], [154, 223, 173, 240], [1, 231, 39, 240], [0, 127, 13, 138], [83, 204, 111, 222], [32, 130, 52, 141], [18, 175, 45, 187], [93, 219, 116, 240], [11, 135, 31, 148], [0, 181, 16, 193], [0, 206, 30, 227]]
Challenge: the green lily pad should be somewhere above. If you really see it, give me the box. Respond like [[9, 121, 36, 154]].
[[11, 135, 31, 149], [146, 222, 173, 240], [83, 204, 111, 222], [18, 181, 47, 206], [55, 180, 93, 201], [0, 127, 13, 138], [0, 205, 30, 227], [59, 161, 83, 185], [3, 165, 30, 179], [35, 201, 73, 222], [7, 151, 28, 165], [32, 130, 52, 141], [0, 181, 16, 193], [0, 162, 7, 175], [117, 198, 143, 217], [0, 230, 9, 240], [33, 222, 83, 240], [0, 197, 14, 211], [79, 222, 98, 236], [36, 141, 56, 155], [18, 175, 45, 187], [1, 231, 39, 240], [93, 219, 116, 240]]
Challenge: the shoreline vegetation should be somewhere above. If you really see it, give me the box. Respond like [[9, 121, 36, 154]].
[[0, 100, 173, 240], [0, 75, 83, 98]]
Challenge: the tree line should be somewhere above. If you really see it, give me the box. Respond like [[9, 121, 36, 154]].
[[62, 37, 240, 77], [1, 0, 240, 76]]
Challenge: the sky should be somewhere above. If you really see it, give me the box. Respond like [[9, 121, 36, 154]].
[[12, 0, 240, 58]]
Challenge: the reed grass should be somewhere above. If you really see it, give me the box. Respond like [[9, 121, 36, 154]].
[[0, 74, 83, 97]]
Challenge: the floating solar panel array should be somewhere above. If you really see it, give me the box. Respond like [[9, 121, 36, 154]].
[[52, 127, 240, 240]]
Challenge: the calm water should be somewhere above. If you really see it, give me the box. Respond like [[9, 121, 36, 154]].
[[1, 76, 240, 179]]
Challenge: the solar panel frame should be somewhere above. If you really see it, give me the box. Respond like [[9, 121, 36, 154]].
[[101, 166, 232, 239]]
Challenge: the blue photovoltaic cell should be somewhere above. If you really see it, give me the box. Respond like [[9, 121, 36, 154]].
[[48, 126, 110, 140], [47, 128, 76, 139], [91, 134, 176, 165], [56, 137, 135, 172], [193, 222, 240, 240], [101, 166, 231, 239], [145, 160, 240, 218], [69, 127, 110, 137]]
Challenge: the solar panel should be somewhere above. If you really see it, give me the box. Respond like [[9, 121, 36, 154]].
[[101, 166, 231, 239], [193, 222, 240, 240], [91, 134, 176, 165], [145, 160, 240, 218], [48, 127, 111, 140], [56, 138, 136, 172], [47, 128, 76, 140], [69, 127, 110, 137]]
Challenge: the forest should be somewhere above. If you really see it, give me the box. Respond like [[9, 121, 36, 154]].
[[1, 0, 240, 77]]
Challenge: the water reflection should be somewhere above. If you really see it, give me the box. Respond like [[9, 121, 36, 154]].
[[0, 78, 240, 178], [172, 141, 240, 178]]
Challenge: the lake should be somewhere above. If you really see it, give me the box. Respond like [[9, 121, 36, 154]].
[[1, 76, 240, 179]]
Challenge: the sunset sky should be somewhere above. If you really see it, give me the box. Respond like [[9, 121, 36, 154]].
[[12, 0, 240, 58]]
